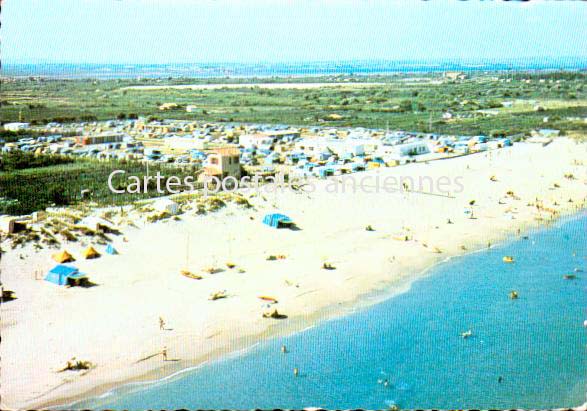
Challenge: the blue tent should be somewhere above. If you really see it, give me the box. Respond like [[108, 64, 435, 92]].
[[263, 213, 293, 229], [45, 265, 86, 286], [105, 244, 118, 255], [499, 138, 512, 147]]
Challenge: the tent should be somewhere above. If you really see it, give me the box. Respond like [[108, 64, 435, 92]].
[[262, 213, 293, 229], [45, 265, 86, 286], [105, 244, 118, 255], [52, 250, 75, 263], [83, 246, 100, 259], [152, 198, 179, 215]]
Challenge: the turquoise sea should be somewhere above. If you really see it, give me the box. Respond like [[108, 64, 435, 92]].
[[5, 58, 587, 79], [73, 214, 587, 410]]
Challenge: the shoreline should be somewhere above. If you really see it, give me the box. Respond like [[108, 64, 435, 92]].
[[2, 139, 587, 410], [4, 61, 587, 80], [57, 210, 587, 410]]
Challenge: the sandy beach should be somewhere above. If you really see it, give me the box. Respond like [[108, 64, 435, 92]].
[[2, 138, 587, 410]]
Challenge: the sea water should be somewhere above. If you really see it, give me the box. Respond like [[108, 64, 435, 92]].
[[73, 214, 587, 410], [6, 57, 587, 79]]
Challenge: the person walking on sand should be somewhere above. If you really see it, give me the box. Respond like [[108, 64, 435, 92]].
[[159, 317, 165, 330], [162, 347, 168, 361]]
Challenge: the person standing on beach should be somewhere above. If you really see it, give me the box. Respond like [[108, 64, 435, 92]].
[[162, 347, 168, 361], [159, 316, 165, 330]]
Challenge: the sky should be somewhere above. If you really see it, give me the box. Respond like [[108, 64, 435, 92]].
[[2, 0, 587, 64]]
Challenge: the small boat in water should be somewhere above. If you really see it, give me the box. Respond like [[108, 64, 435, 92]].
[[503, 256, 515, 263], [461, 330, 472, 339]]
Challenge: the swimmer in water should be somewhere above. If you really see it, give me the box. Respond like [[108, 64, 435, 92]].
[[281, 345, 288, 354], [293, 367, 299, 377]]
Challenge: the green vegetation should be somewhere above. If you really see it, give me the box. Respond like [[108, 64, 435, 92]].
[[0, 158, 198, 215], [1, 71, 586, 136], [1, 71, 586, 215], [0, 151, 74, 171]]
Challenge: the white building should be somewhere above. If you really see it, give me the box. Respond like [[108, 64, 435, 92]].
[[378, 141, 431, 159], [260, 129, 301, 141], [165, 136, 209, 151], [326, 139, 366, 156], [238, 134, 275, 149]]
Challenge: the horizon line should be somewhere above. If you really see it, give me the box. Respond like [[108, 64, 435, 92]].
[[4, 56, 587, 66]]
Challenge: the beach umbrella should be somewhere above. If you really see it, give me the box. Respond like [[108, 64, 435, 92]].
[[105, 244, 118, 255], [52, 250, 75, 263]]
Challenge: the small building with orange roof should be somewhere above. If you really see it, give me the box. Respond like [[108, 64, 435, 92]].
[[203, 146, 241, 179]]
